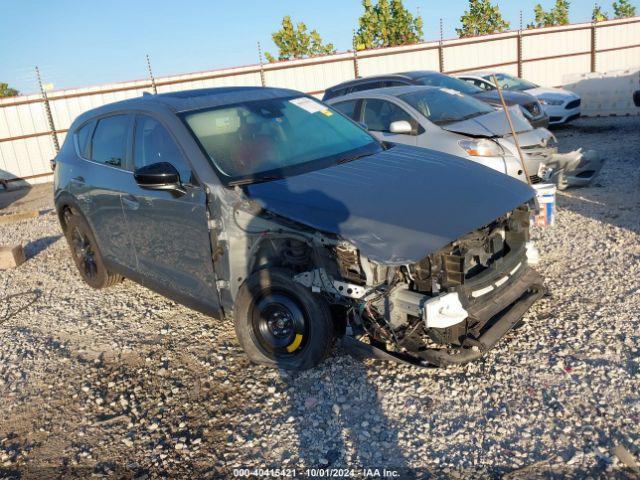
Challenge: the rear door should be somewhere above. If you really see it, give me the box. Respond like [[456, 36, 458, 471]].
[[121, 114, 220, 314], [72, 114, 138, 270]]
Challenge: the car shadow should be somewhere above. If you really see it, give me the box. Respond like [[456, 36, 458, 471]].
[[244, 180, 416, 476]]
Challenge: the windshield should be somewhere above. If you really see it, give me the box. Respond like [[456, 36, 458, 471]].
[[486, 73, 538, 91], [399, 88, 495, 126], [416, 74, 482, 95], [182, 96, 381, 185]]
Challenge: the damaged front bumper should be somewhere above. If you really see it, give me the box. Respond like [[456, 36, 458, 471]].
[[343, 268, 545, 367], [342, 241, 546, 368], [548, 149, 604, 190]]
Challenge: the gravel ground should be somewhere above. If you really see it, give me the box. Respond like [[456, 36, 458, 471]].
[[1, 116, 639, 479]]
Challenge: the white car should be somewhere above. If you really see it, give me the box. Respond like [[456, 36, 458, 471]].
[[456, 71, 581, 126]]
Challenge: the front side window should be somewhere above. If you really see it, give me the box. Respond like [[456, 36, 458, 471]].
[[399, 88, 494, 126], [182, 96, 380, 184], [362, 99, 413, 132], [91, 115, 129, 167], [134, 116, 194, 184]]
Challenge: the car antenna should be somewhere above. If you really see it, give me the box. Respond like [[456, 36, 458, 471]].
[[146, 54, 158, 95]]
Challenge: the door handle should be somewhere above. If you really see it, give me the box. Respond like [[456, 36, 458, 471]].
[[121, 195, 139, 210]]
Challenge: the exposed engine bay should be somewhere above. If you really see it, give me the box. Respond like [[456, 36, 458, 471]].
[[242, 203, 545, 367]]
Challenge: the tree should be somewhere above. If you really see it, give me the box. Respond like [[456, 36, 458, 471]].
[[265, 16, 335, 62], [0, 83, 19, 98], [530, 0, 571, 28], [592, 3, 609, 21], [354, 0, 423, 50], [612, 0, 636, 18], [456, 0, 510, 38]]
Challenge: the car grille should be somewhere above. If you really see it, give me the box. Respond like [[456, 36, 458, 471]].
[[565, 99, 581, 110], [524, 102, 542, 117]]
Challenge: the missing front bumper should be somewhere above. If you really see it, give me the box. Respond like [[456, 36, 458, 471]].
[[342, 268, 545, 368]]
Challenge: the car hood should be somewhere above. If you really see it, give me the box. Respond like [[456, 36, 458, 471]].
[[245, 144, 535, 265], [525, 86, 579, 101], [474, 89, 538, 106], [440, 106, 533, 138]]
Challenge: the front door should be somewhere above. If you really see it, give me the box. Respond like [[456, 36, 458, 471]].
[[121, 114, 220, 315]]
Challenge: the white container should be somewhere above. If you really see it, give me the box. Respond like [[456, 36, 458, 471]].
[[531, 183, 557, 227]]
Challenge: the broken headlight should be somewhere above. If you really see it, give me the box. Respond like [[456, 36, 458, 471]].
[[458, 138, 504, 157]]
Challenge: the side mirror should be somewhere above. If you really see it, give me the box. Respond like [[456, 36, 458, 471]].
[[134, 162, 185, 194], [389, 120, 414, 135]]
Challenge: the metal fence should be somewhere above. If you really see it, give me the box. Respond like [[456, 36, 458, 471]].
[[1, 16, 639, 185]]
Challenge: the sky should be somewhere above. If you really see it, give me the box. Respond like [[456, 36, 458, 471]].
[[1, 0, 612, 95]]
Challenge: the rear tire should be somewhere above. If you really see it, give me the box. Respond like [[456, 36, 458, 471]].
[[64, 214, 122, 289], [233, 269, 334, 370]]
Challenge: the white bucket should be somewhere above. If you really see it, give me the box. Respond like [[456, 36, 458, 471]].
[[531, 183, 556, 227]]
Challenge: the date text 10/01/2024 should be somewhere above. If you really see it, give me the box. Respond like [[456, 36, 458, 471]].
[[233, 468, 402, 478]]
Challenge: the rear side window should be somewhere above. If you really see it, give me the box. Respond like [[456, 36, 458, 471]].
[[91, 115, 130, 167], [332, 100, 359, 121], [133, 116, 194, 184], [362, 99, 413, 132], [75, 121, 95, 158]]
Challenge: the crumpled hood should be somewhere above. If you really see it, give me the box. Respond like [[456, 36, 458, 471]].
[[441, 105, 533, 138], [245, 144, 535, 265], [525, 86, 580, 101]]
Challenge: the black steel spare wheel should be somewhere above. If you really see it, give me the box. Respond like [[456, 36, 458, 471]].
[[234, 269, 333, 370]]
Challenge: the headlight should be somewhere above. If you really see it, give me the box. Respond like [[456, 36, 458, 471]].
[[458, 139, 504, 157], [539, 98, 564, 106]]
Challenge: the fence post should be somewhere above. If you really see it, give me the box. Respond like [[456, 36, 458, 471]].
[[590, 21, 597, 73], [35, 66, 59, 154], [257, 42, 266, 87], [517, 11, 523, 78], [146, 54, 158, 94], [438, 19, 445, 73], [352, 31, 360, 78]]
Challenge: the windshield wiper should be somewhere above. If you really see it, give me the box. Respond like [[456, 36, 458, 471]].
[[336, 152, 373, 164], [228, 175, 281, 186]]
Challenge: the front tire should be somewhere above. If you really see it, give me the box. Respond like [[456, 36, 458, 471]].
[[233, 269, 334, 370], [64, 213, 122, 289]]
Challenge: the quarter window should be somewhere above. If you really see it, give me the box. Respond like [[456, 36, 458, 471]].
[[75, 121, 95, 158], [134, 116, 194, 184], [362, 99, 413, 132], [91, 115, 130, 167]]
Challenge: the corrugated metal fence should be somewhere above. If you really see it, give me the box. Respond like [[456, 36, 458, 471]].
[[1, 16, 639, 185]]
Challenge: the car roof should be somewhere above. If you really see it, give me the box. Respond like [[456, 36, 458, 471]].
[[74, 86, 302, 123], [325, 70, 444, 91], [459, 71, 500, 78], [326, 85, 441, 102]]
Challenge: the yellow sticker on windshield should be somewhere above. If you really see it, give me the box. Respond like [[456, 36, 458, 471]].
[[321, 109, 333, 117]]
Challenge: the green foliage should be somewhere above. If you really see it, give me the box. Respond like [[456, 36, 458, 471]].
[[0, 83, 19, 98], [265, 16, 335, 62], [592, 3, 609, 21], [612, 0, 636, 18], [354, 0, 423, 50], [530, 0, 571, 28], [456, 0, 510, 38]]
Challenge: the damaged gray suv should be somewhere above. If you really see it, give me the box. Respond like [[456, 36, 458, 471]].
[[54, 87, 545, 370]]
